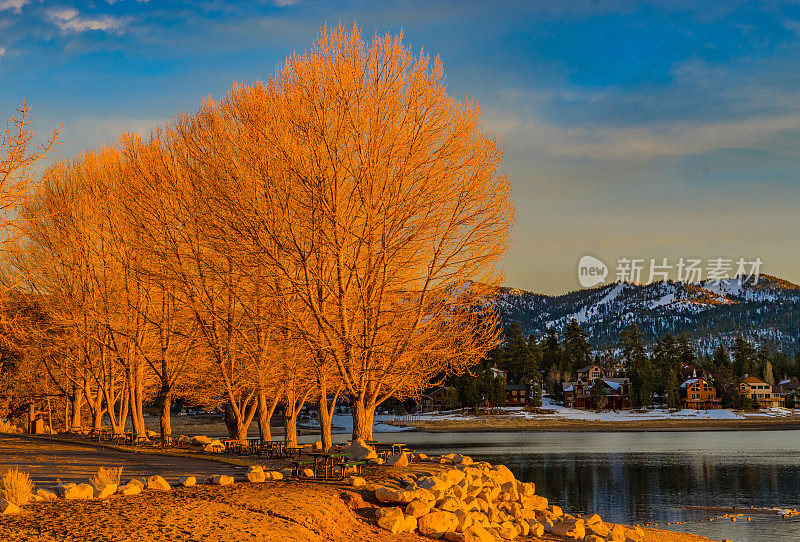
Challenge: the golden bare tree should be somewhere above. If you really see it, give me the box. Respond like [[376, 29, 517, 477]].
[[198, 23, 515, 440], [0, 101, 61, 244]]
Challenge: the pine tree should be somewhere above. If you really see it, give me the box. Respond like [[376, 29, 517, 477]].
[[541, 327, 564, 374], [621, 324, 652, 408], [731, 335, 756, 376], [562, 319, 592, 377], [764, 360, 775, 386]]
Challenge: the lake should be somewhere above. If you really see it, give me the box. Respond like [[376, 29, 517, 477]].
[[301, 429, 800, 542]]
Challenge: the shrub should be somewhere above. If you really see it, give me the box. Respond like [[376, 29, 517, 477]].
[[0, 467, 34, 506], [91, 466, 123, 488]]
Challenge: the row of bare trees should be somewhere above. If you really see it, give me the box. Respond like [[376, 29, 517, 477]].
[[1, 24, 515, 448]]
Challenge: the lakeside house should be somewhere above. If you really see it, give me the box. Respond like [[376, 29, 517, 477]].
[[563, 377, 631, 410], [680, 376, 722, 410], [776, 378, 800, 407], [576, 363, 606, 381], [739, 374, 785, 408]]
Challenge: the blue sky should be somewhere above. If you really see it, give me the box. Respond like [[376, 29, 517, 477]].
[[2, 0, 799, 293]]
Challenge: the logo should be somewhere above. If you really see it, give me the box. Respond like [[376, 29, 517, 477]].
[[578, 255, 608, 288]]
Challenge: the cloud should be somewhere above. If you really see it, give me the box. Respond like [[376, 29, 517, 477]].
[[46, 6, 126, 34], [0, 0, 27, 14], [0, 47, 6, 58], [485, 105, 800, 162]]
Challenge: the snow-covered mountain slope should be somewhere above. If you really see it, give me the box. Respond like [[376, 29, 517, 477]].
[[496, 275, 800, 352]]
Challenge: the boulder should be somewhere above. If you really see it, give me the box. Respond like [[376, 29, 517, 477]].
[[312, 441, 323, 451], [582, 513, 603, 526], [342, 438, 377, 460], [177, 476, 196, 487], [418, 510, 459, 539], [56, 484, 94, 501], [146, 430, 159, 439], [246, 466, 266, 483], [126, 478, 146, 490], [547, 504, 563, 517], [405, 499, 432, 518], [440, 469, 466, 486], [367, 458, 385, 466], [587, 521, 610, 538], [375, 487, 419, 505], [529, 521, 545, 537], [453, 454, 473, 466], [377, 507, 406, 534], [385, 452, 410, 467], [437, 496, 463, 513], [585, 535, 605, 542], [496, 520, 518, 540], [416, 453, 430, 461], [0, 498, 20, 515], [203, 439, 225, 453], [462, 525, 496, 542], [444, 532, 465, 542], [93, 483, 118, 499], [347, 476, 366, 487], [35, 489, 57, 502], [550, 518, 585, 540], [300, 468, 315, 478], [147, 476, 171, 491], [279, 468, 293, 478], [520, 494, 548, 511], [210, 474, 234, 486], [119, 483, 142, 496], [267, 471, 284, 481], [191, 435, 212, 446]]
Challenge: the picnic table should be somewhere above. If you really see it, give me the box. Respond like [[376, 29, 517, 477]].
[[369, 441, 407, 458], [304, 452, 349, 480]]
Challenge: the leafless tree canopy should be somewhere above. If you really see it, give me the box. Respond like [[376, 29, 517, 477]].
[[1, 24, 515, 444]]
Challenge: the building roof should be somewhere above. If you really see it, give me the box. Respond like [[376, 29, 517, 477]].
[[680, 378, 699, 389], [740, 374, 769, 385], [562, 383, 574, 392], [577, 364, 603, 373]]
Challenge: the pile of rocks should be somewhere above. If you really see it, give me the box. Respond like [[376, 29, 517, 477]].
[[372, 456, 645, 542]]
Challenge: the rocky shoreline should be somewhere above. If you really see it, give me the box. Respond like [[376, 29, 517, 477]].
[[0, 434, 719, 542]]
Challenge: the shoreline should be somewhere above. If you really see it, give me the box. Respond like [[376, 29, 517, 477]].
[[391, 415, 800, 433], [0, 436, 715, 542]]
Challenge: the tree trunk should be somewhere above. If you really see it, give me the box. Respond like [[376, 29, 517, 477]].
[[224, 401, 238, 439], [351, 399, 375, 441], [128, 367, 146, 438], [70, 392, 83, 432], [257, 390, 280, 442], [318, 393, 333, 451], [160, 389, 172, 438]]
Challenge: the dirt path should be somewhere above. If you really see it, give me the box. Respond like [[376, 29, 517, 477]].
[[0, 435, 239, 485]]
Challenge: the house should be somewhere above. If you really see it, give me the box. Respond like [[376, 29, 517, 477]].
[[776, 378, 800, 407], [576, 364, 606, 382], [563, 377, 631, 410], [490, 366, 508, 384], [504, 384, 533, 406], [680, 377, 721, 409], [739, 375, 785, 408], [681, 364, 707, 381]]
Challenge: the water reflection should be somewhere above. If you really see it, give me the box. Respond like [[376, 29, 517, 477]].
[[353, 430, 800, 542]]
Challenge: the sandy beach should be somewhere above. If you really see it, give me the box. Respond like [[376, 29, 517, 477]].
[[0, 434, 719, 542]]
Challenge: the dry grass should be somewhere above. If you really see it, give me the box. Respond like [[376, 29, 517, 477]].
[[0, 467, 34, 506], [91, 466, 123, 488]]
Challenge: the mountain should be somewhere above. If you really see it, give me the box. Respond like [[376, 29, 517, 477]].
[[495, 275, 800, 353]]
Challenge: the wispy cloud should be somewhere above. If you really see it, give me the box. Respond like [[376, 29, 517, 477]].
[[0, 0, 28, 14], [0, 47, 6, 58], [46, 6, 126, 33]]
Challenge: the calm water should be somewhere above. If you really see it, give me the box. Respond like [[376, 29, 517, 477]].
[[301, 430, 800, 542]]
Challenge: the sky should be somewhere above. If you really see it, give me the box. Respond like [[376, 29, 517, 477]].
[[1, 0, 799, 294]]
